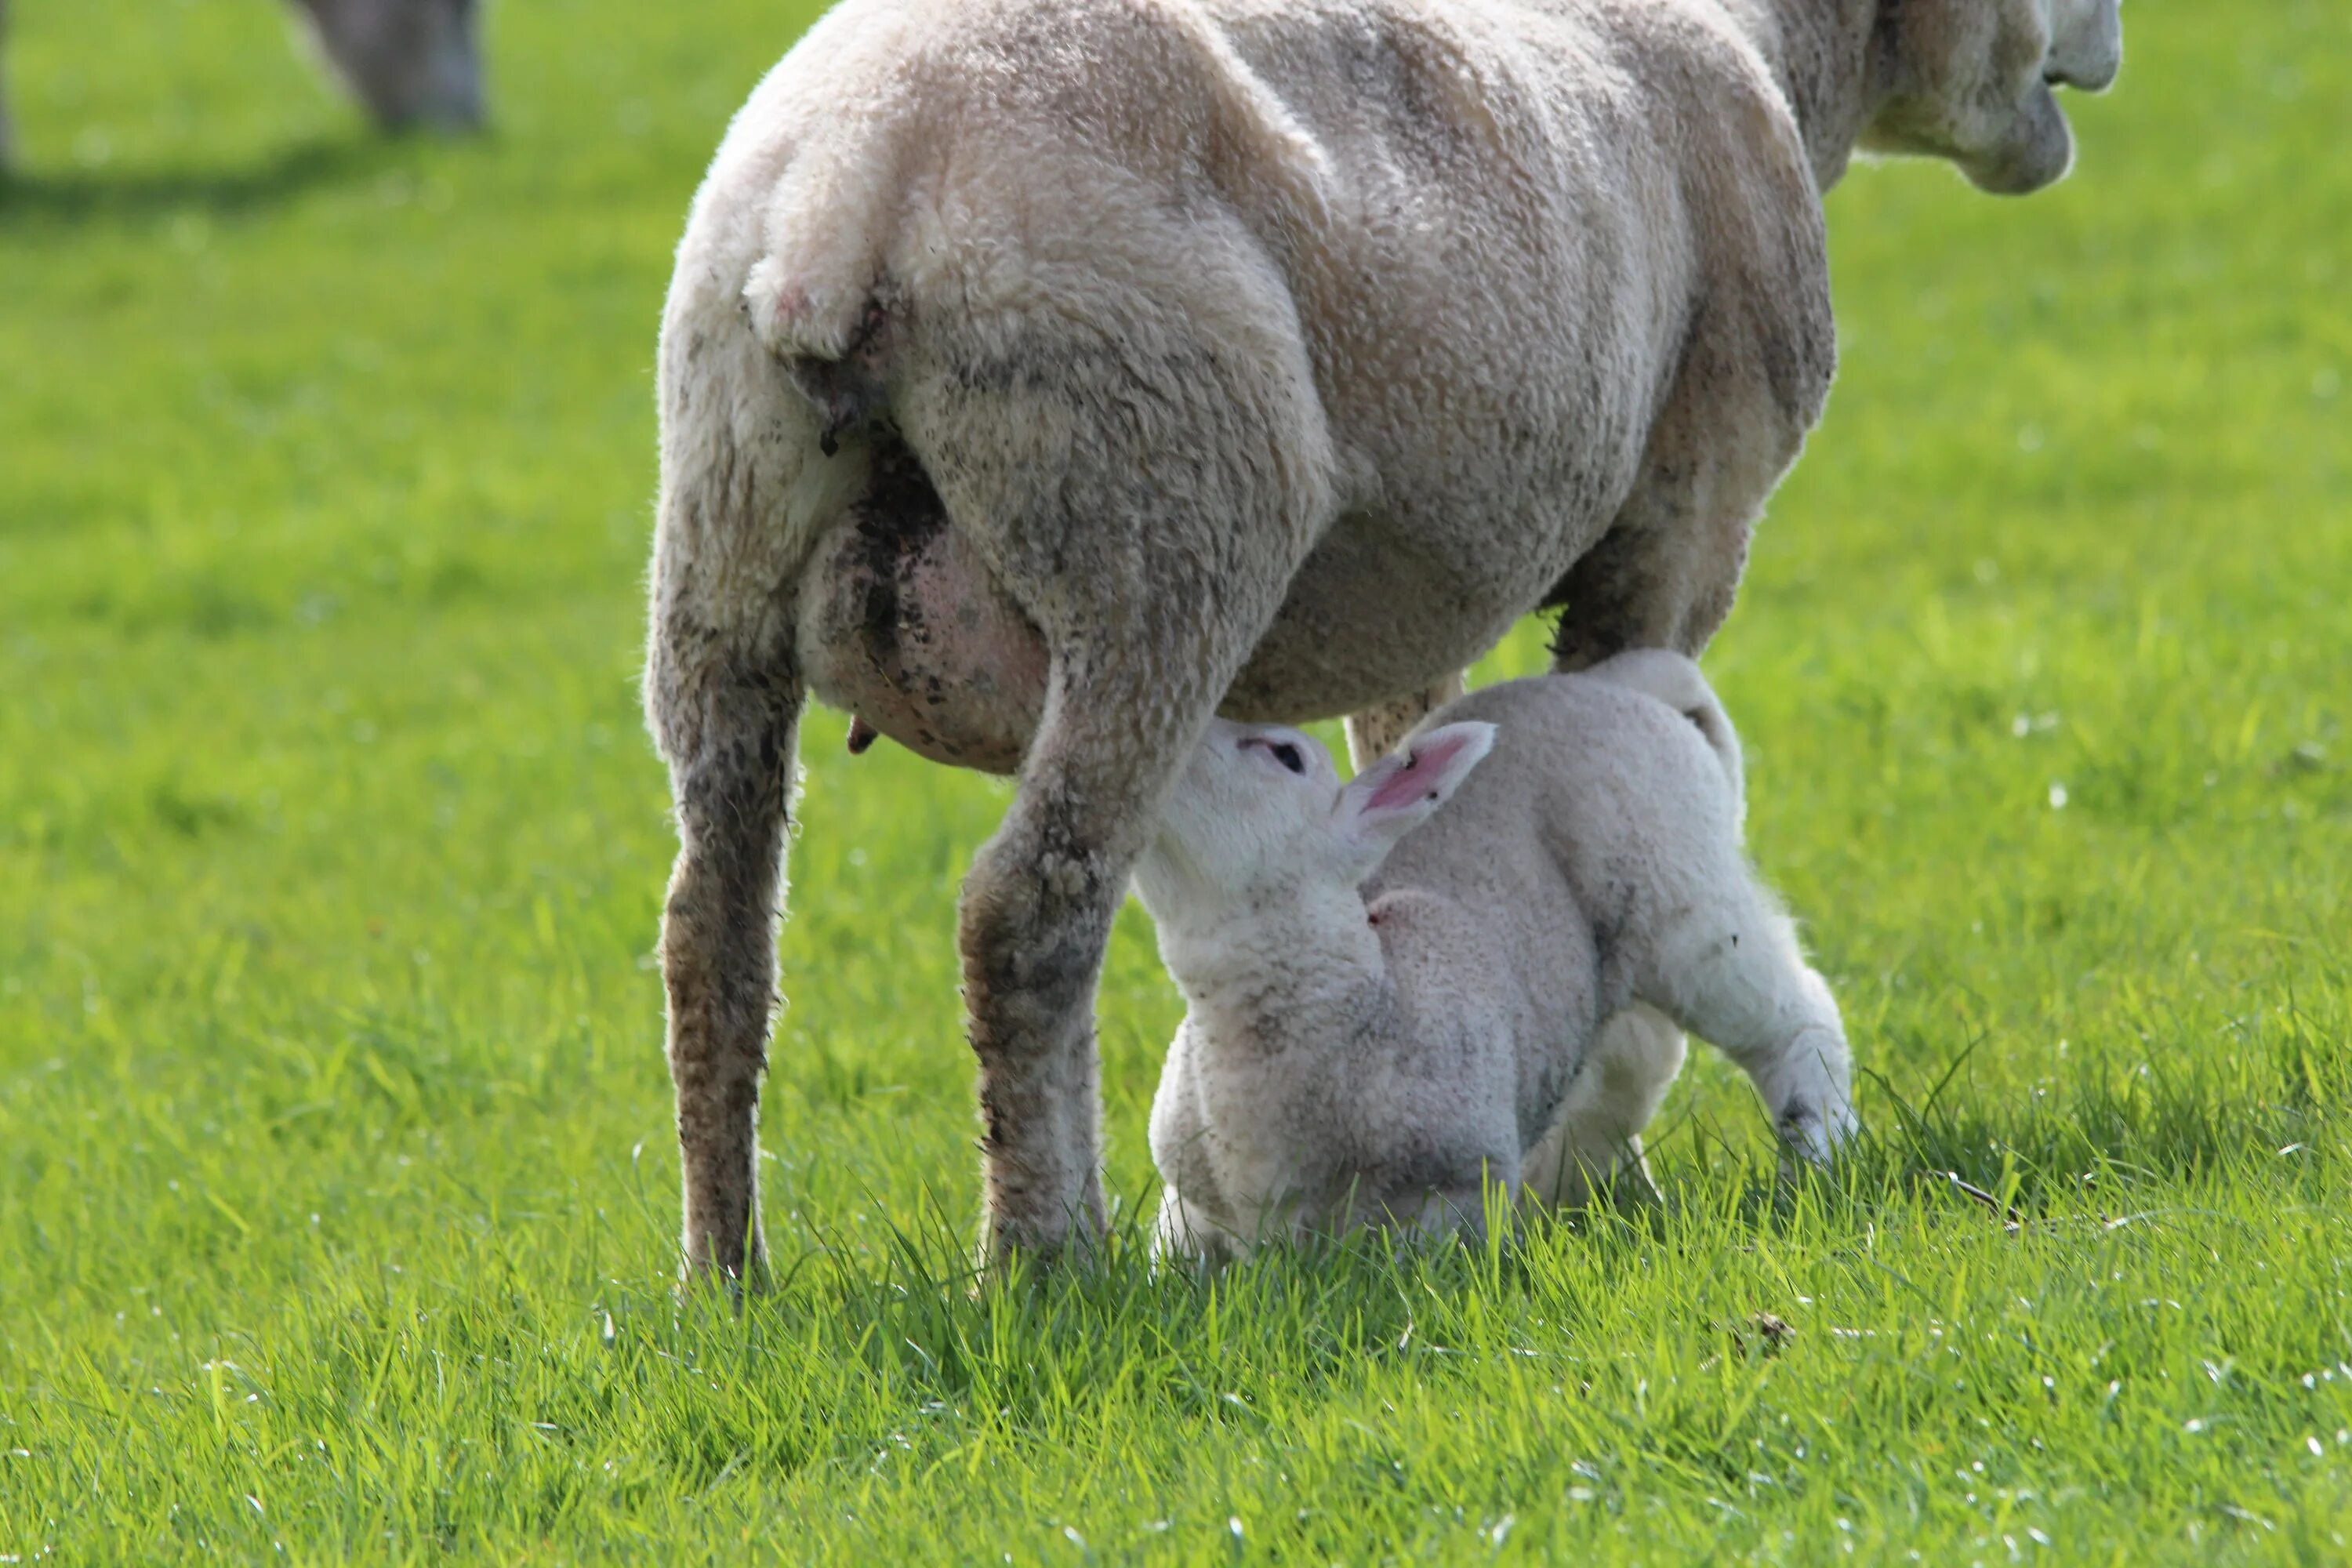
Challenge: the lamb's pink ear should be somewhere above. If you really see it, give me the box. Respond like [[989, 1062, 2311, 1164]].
[[1335, 721, 1497, 857]]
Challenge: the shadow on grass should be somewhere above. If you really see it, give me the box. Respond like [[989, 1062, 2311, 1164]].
[[570, 1014, 2350, 1491], [0, 135, 413, 225], [622, 1188, 1521, 1486]]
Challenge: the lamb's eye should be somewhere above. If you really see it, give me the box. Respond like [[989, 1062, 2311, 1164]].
[[1270, 742, 1305, 775]]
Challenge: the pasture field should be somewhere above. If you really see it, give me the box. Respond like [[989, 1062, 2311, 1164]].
[[2, 0, 2347, 1560]]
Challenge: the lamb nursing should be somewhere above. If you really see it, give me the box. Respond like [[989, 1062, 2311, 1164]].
[[648, 0, 2121, 1280], [1131, 654, 1852, 1259]]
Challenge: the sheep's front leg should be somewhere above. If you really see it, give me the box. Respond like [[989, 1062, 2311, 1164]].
[[1546, 443, 1783, 672], [1548, 251, 1831, 670], [648, 622, 803, 1291], [1345, 673, 1466, 771]]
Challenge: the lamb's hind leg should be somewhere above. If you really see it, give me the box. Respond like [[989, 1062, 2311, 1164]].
[[1641, 877, 1856, 1166]]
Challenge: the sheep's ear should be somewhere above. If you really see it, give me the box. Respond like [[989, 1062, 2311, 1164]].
[[1334, 721, 1497, 861]]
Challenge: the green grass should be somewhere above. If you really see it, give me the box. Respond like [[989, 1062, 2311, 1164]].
[[2, 0, 2347, 1559]]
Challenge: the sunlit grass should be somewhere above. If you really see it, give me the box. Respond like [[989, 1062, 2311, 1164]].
[[2, 0, 2347, 1559]]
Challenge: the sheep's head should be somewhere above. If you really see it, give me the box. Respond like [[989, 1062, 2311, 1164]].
[[1134, 719, 1497, 931], [1863, 0, 2122, 194], [293, 0, 485, 132]]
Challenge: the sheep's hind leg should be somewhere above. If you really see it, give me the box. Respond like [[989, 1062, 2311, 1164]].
[[961, 604, 1285, 1261], [917, 255, 1331, 1264], [648, 620, 804, 1294], [953, 489, 1311, 1262]]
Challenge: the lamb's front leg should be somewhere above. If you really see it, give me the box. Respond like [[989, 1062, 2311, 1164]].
[[1523, 1003, 1687, 1206], [1152, 1187, 1244, 1268]]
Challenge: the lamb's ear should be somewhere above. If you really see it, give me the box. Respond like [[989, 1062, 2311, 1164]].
[[1334, 721, 1497, 861]]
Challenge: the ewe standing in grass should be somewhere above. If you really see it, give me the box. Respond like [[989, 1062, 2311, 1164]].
[[646, 0, 2121, 1283], [1132, 654, 1852, 1259]]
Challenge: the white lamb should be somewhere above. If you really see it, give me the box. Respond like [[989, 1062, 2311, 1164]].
[[1131, 652, 1853, 1260]]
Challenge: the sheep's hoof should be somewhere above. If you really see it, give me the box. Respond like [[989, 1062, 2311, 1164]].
[[674, 1245, 771, 1312]]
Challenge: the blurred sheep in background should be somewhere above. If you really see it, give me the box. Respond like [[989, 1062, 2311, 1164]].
[[0, 0, 485, 170]]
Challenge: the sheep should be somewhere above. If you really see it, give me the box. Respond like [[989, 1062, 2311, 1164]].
[[646, 0, 2120, 1281], [289, 0, 485, 132], [1131, 652, 1850, 1259], [0, 0, 482, 172]]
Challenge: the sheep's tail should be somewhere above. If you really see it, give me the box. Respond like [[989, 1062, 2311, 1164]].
[[1583, 650, 1746, 827], [735, 0, 1331, 372], [731, 132, 907, 452], [739, 127, 898, 365]]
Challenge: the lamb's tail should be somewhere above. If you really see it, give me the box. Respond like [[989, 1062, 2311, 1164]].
[[1583, 650, 1745, 828]]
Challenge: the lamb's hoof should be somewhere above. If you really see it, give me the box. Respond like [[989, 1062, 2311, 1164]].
[[1776, 1096, 1859, 1172], [846, 716, 879, 754]]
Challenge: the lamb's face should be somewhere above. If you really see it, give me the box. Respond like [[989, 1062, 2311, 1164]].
[[1862, 0, 2122, 195], [1134, 719, 1498, 931], [1135, 720, 1346, 922]]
